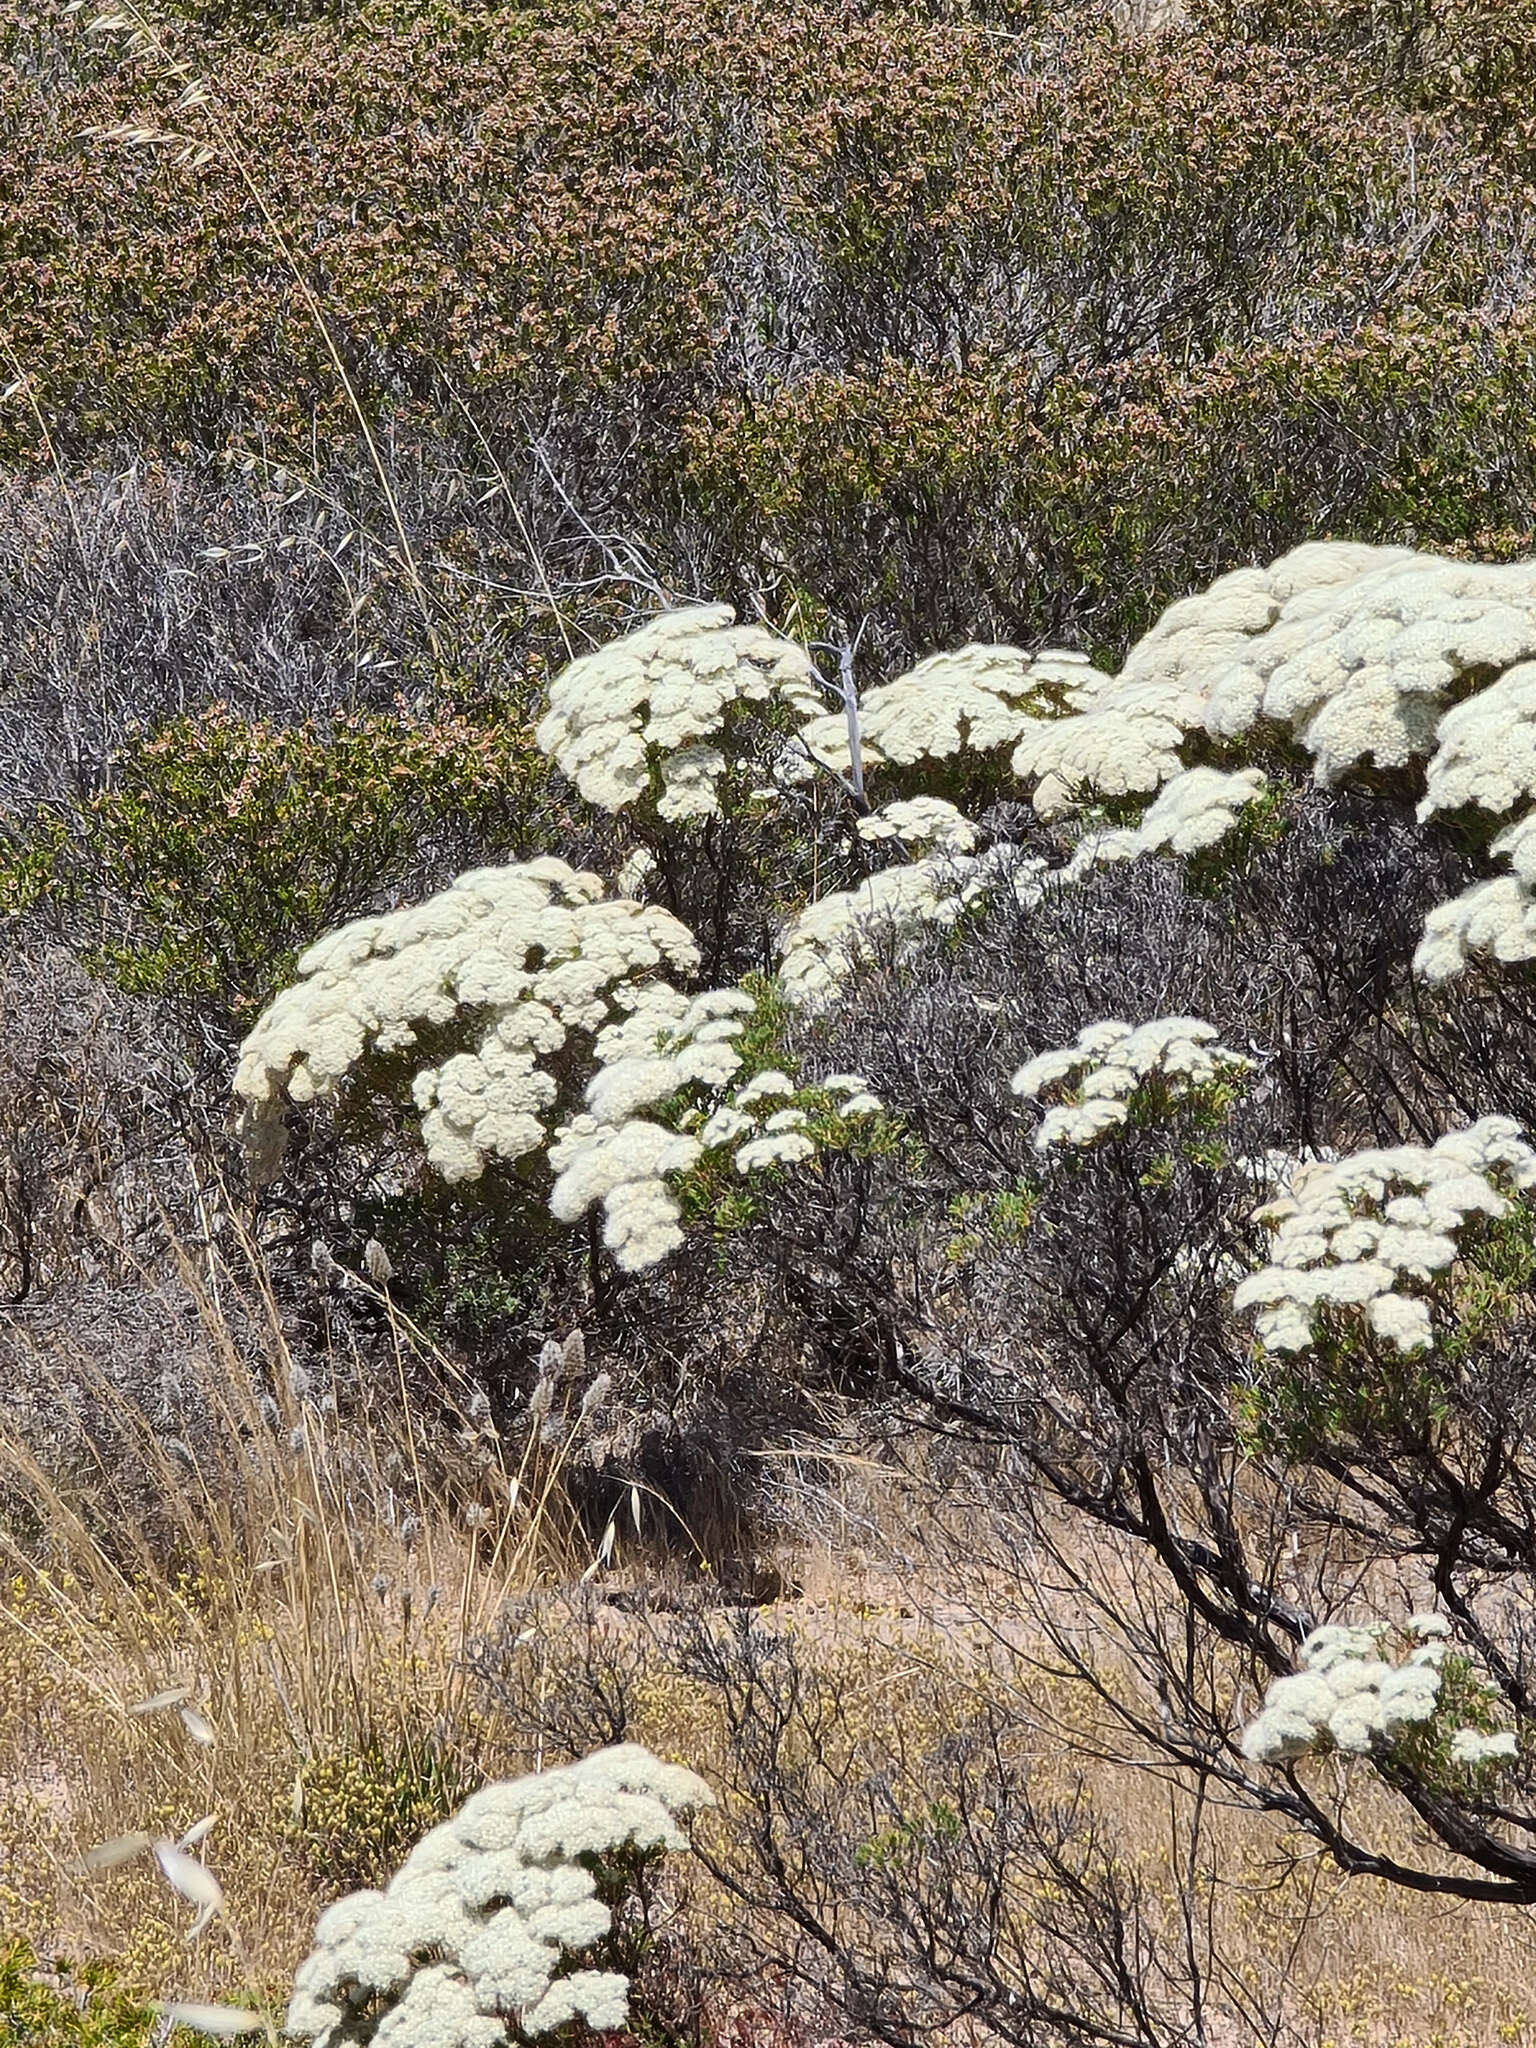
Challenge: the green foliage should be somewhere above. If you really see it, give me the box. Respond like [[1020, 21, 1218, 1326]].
[[1207, 0, 1536, 153], [0, 819, 67, 920], [1438, 1202, 1536, 1365], [723, 975, 795, 1078], [687, 318, 1536, 655], [0, 1940, 157, 2048], [284, 1737, 478, 1890], [677, 1087, 906, 1253], [1183, 781, 1294, 892], [1132, 1073, 1247, 1151], [1238, 1315, 1445, 1458], [673, 980, 907, 1252], [1048, 1065, 1248, 1175], [855, 1797, 962, 1873], [2, 695, 557, 1024], [944, 1183, 1035, 1263], [1390, 1645, 1515, 1785]]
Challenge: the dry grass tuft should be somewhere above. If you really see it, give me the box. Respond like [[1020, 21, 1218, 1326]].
[[0, 1228, 605, 2019]]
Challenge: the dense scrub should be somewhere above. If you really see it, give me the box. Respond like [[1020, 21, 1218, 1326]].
[[15, 2, 1536, 2043], [7, 0, 1536, 661]]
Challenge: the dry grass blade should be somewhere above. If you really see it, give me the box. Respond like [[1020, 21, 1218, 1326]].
[[153, 1840, 225, 1939], [75, 1830, 153, 1873], [155, 2001, 267, 2037], [130, 1686, 192, 1715]]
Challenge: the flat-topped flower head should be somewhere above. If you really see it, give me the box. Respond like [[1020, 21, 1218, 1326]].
[[1065, 766, 1269, 879], [287, 1746, 713, 2048], [857, 795, 978, 854], [799, 643, 1110, 777], [233, 860, 699, 1183], [1013, 1016, 1250, 1152], [1241, 1622, 1439, 1764], [1236, 1117, 1536, 1356], [535, 607, 818, 820]]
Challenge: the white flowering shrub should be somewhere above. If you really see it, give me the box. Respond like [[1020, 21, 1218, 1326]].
[[533, 607, 820, 822], [1202, 553, 1536, 780], [233, 859, 700, 1183], [1234, 1116, 1536, 1357], [235, 549, 1536, 1209], [198, 551, 1536, 1933], [999, 542, 1536, 977], [285, 1744, 713, 2048], [1449, 1728, 1521, 1767], [1028, 539, 1536, 798], [510, 559, 1536, 1024], [797, 643, 1110, 779], [239, 879, 888, 1273], [552, 1045, 887, 1267], [1012, 1017, 1251, 1151], [774, 545, 1535, 931], [1241, 1616, 1519, 1774], [232, 552, 1536, 1310]]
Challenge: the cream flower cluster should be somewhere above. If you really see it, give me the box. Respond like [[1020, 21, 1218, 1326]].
[[1416, 718, 1536, 979], [1242, 1615, 1519, 1771], [1418, 659, 1536, 821], [286, 1745, 713, 2048], [1064, 766, 1269, 880], [693, 1067, 883, 1173], [1449, 1728, 1520, 1766], [548, 986, 754, 1271], [522, 557, 1536, 988], [1010, 686, 1190, 820], [1122, 542, 1401, 723], [1197, 552, 1536, 780], [233, 860, 700, 1183], [856, 795, 979, 853], [1234, 1116, 1536, 1356], [1045, 544, 1536, 972], [1012, 1017, 1250, 1151], [993, 543, 1536, 821], [1415, 873, 1536, 981], [798, 643, 1110, 775], [548, 988, 883, 1270], [779, 849, 1046, 1007], [1240, 1618, 1447, 1764], [534, 606, 819, 821], [991, 550, 1359, 820]]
